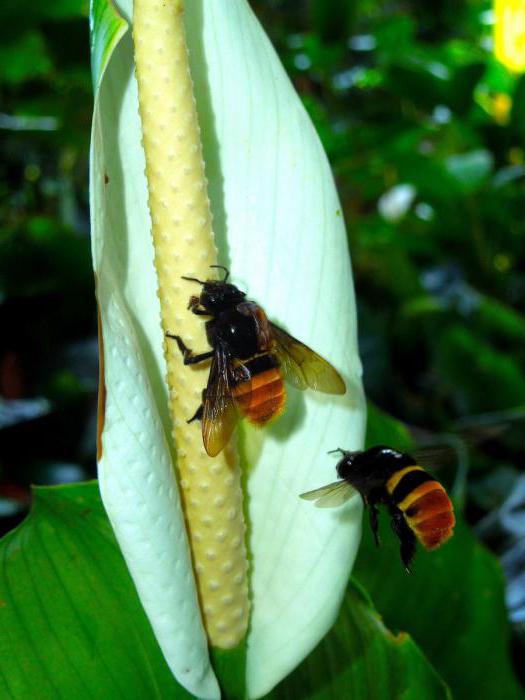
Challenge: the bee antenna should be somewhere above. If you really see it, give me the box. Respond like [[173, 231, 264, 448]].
[[181, 275, 205, 285], [210, 264, 230, 282], [327, 448, 346, 456]]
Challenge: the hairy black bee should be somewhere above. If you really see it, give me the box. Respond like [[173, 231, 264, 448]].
[[301, 445, 455, 570], [167, 266, 345, 456]]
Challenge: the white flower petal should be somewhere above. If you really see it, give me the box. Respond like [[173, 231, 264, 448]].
[[184, 2, 366, 696], [91, 0, 365, 697], [90, 2, 219, 697]]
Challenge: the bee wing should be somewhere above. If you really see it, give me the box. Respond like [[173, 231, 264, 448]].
[[409, 421, 511, 470], [202, 344, 245, 457], [300, 480, 356, 508], [410, 445, 457, 471], [270, 323, 346, 395]]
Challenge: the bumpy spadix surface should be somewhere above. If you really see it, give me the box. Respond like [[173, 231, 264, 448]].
[[132, 0, 249, 651], [91, 1, 221, 697], [90, 0, 366, 697]]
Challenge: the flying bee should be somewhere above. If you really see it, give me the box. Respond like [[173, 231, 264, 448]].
[[167, 266, 346, 457], [300, 445, 455, 571]]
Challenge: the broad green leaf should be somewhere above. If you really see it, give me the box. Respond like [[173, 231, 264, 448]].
[[90, 0, 365, 696], [265, 581, 450, 700], [355, 520, 524, 700], [0, 482, 449, 700], [0, 482, 187, 699]]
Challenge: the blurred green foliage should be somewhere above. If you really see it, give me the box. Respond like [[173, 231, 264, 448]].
[[259, 0, 525, 430], [0, 0, 524, 695], [0, 0, 94, 528]]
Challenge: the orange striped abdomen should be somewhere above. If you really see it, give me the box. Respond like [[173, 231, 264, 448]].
[[233, 358, 286, 425], [387, 466, 455, 551]]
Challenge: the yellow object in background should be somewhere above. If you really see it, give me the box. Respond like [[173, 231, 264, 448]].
[[495, 0, 525, 72], [491, 92, 513, 124]]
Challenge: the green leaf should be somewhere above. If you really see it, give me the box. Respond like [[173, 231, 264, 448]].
[[1, 482, 450, 700], [265, 580, 450, 700], [355, 520, 523, 700], [89, 0, 127, 90], [0, 482, 188, 699], [365, 403, 413, 452]]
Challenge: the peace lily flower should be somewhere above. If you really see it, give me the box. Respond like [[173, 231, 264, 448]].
[[90, 0, 366, 698]]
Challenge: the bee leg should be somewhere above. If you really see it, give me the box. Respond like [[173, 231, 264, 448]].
[[187, 404, 203, 424], [188, 297, 212, 316], [327, 447, 346, 456], [166, 333, 214, 365], [369, 503, 381, 547], [389, 506, 417, 573], [191, 308, 213, 316], [187, 389, 206, 424]]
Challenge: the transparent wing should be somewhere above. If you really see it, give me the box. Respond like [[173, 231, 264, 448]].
[[409, 422, 511, 471], [270, 323, 346, 395], [300, 480, 356, 508], [202, 345, 243, 457], [411, 446, 457, 471]]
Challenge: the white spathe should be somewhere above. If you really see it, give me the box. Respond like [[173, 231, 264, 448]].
[[90, 0, 366, 698], [90, 8, 220, 697]]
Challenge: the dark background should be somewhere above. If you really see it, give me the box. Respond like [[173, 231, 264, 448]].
[[0, 0, 524, 685]]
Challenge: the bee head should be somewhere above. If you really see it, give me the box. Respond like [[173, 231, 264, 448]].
[[182, 266, 246, 311], [199, 280, 246, 311], [333, 450, 362, 481], [335, 445, 411, 484]]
